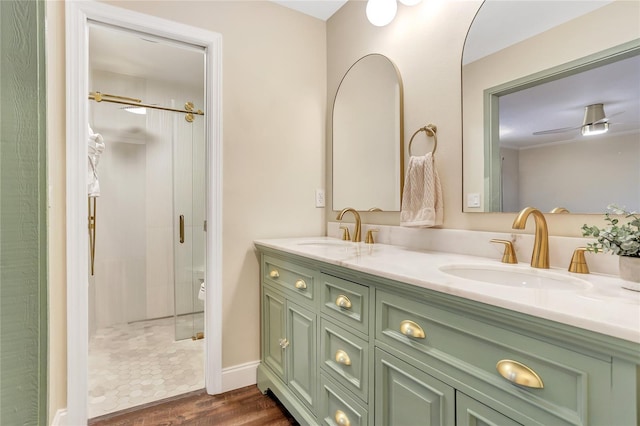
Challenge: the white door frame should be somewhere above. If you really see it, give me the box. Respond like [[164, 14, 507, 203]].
[[65, 2, 223, 424]]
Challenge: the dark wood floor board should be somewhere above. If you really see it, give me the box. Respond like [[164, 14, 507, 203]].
[[89, 385, 298, 426]]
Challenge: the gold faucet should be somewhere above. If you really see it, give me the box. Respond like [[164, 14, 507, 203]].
[[512, 207, 549, 269], [336, 208, 361, 242]]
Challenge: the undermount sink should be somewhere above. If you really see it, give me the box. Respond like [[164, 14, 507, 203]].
[[439, 264, 592, 291]]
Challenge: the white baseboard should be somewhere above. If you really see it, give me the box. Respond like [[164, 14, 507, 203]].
[[51, 409, 67, 426], [221, 360, 260, 393], [50, 362, 259, 424]]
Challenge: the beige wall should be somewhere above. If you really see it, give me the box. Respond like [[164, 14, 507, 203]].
[[327, 0, 631, 236], [47, 0, 326, 420]]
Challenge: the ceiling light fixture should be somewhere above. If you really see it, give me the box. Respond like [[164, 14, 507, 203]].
[[366, 0, 397, 26], [581, 103, 609, 136], [366, 0, 421, 26]]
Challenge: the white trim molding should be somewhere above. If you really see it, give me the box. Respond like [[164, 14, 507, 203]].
[[65, 2, 223, 424], [221, 361, 261, 393], [51, 409, 67, 426]]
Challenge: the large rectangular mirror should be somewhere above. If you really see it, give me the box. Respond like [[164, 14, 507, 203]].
[[462, 0, 640, 213]]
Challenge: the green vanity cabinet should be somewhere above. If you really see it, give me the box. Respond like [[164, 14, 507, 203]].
[[263, 288, 287, 380], [375, 289, 615, 426], [375, 348, 455, 426], [261, 284, 318, 420], [259, 254, 320, 424], [320, 273, 370, 336], [287, 298, 317, 409], [256, 246, 639, 426], [319, 373, 369, 426], [320, 318, 369, 403], [456, 392, 522, 426]]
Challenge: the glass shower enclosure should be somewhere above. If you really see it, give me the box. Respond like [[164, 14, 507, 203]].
[[173, 111, 206, 340], [88, 23, 206, 341]]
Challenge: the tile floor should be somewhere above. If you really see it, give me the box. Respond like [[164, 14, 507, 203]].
[[88, 317, 204, 419]]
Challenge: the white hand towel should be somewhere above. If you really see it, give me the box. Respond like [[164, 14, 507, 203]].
[[400, 152, 443, 227], [88, 125, 105, 197]]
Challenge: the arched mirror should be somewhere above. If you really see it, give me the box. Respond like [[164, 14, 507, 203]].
[[333, 54, 404, 212], [462, 0, 640, 213]]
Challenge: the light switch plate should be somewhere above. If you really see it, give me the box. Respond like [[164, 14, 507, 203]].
[[315, 189, 325, 208], [467, 193, 481, 208]]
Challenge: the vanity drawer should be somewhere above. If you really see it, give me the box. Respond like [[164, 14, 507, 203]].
[[321, 274, 369, 336], [320, 319, 369, 403], [375, 289, 612, 425], [319, 374, 369, 426], [263, 255, 315, 303]]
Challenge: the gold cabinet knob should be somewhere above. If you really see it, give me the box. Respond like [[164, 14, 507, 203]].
[[269, 270, 279, 279], [295, 279, 307, 289], [335, 295, 352, 309], [335, 410, 351, 426], [496, 359, 544, 389], [399, 320, 426, 339], [335, 349, 352, 366], [278, 338, 289, 349]]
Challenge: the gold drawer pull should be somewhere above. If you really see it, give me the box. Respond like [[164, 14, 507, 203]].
[[278, 338, 289, 349], [496, 359, 544, 389], [399, 320, 426, 339], [269, 270, 279, 279], [335, 349, 352, 366], [335, 295, 352, 309], [295, 279, 307, 289], [335, 410, 351, 426]]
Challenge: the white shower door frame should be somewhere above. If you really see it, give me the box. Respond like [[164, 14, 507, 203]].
[[65, 2, 223, 424]]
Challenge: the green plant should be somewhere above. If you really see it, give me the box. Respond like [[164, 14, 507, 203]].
[[582, 205, 640, 258]]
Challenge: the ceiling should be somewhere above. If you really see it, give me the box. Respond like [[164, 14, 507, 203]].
[[270, 0, 347, 20]]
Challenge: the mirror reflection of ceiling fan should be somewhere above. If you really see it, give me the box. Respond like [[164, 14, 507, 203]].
[[533, 103, 620, 136]]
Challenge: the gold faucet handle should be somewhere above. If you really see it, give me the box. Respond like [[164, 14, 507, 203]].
[[365, 229, 379, 244], [490, 239, 518, 264], [339, 226, 351, 241], [568, 247, 589, 274]]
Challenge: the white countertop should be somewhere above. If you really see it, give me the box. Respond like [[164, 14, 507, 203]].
[[255, 236, 640, 344]]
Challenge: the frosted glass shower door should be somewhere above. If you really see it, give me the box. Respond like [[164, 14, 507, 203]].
[[173, 112, 206, 341]]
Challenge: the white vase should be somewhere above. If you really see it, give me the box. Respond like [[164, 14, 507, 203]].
[[619, 256, 640, 292]]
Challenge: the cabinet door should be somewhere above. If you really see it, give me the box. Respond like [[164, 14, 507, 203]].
[[375, 349, 455, 426], [263, 288, 287, 381], [456, 392, 521, 426], [287, 301, 317, 410]]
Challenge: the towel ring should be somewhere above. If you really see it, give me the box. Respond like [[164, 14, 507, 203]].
[[408, 124, 437, 156]]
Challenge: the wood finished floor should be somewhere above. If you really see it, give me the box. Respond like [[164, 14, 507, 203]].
[[89, 385, 299, 426]]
